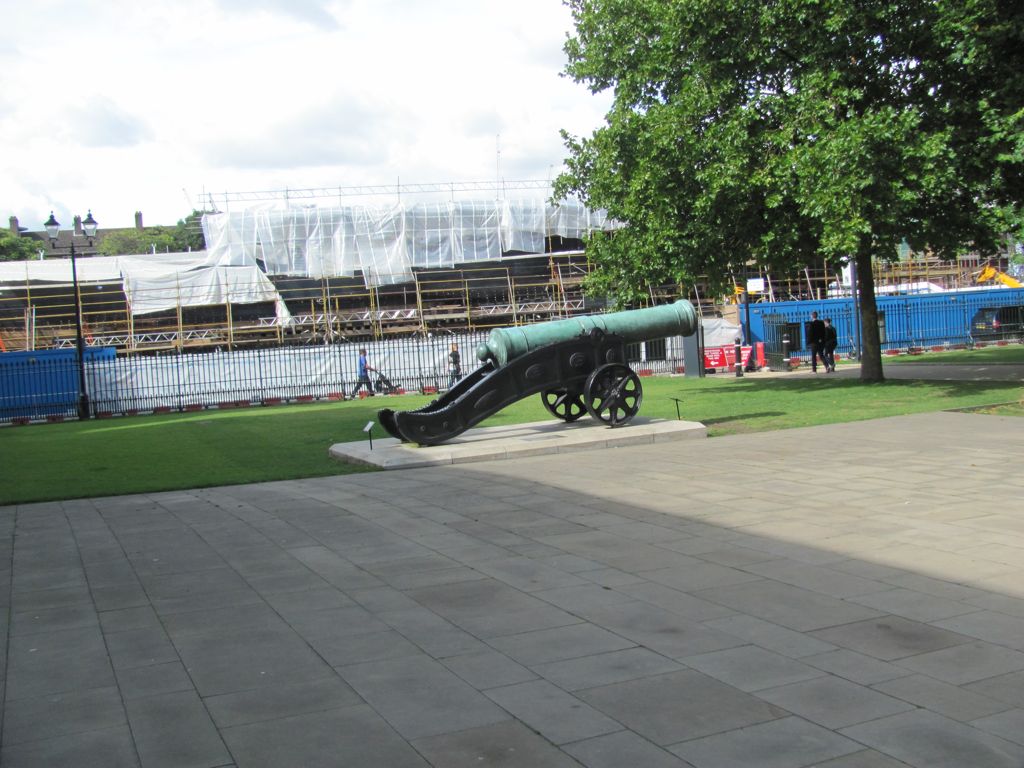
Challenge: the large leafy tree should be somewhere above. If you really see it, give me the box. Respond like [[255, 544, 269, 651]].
[[0, 230, 44, 261], [555, 0, 1024, 381]]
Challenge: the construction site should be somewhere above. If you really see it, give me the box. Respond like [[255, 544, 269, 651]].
[[1, 182, 1022, 356]]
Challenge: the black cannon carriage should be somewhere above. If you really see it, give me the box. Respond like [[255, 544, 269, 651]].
[[378, 300, 698, 446]]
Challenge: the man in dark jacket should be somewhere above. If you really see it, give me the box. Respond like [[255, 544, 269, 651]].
[[807, 311, 828, 373], [822, 318, 838, 372]]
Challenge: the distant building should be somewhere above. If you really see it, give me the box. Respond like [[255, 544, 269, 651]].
[[8, 211, 149, 259]]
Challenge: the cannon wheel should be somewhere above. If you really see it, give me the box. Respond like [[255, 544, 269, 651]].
[[584, 363, 642, 426], [541, 388, 587, 422]]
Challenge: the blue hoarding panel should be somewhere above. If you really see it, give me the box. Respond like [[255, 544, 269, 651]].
[[0, 347, 116, 419], [744, 288, 1024, 352]]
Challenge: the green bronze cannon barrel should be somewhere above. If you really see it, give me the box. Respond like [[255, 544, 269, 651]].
[[476, 299, 698, 367]]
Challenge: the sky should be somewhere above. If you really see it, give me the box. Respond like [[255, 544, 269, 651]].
[[0, 0, 612, 231]]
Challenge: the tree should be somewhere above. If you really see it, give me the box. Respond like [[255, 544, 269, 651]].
[[174, 209, 207, 252], [95, 211, 207, 256], [555, 0, 1024, 381], [97, 227, 179, 257], [0, 229, 44, 261]]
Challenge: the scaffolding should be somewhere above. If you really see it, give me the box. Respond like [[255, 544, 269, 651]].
[[0, 252, 595, 354], [3, 189, 1018, 355]]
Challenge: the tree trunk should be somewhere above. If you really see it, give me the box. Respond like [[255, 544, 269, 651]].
[[856, 249, 885, 382]]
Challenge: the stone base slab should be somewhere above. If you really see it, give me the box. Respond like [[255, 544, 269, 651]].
[[329, 417, 707, 470]]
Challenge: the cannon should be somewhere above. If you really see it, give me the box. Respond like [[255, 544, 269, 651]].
[[377, 300, 698, 446]]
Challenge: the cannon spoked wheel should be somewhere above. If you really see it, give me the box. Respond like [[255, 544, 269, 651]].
[[541, 388, 587, 422], [584, 363, 643, 426]]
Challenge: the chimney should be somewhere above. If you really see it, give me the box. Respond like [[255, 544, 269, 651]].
[[8, 216, 18, 234], [74, 214, 83, 235], [135, 211, 144, 230]]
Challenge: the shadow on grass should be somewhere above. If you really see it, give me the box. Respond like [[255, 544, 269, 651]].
[[673, 376, 1022, 398], [700, 411, 786, 426]]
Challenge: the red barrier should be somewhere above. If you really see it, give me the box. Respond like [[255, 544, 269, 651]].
[[702, 343, 765, 370]]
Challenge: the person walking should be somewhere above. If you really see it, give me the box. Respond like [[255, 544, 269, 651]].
[[448, 343, 462, 389], [822, 318, 838, 372], [352, 348, 376, 397], [807, 311, 828, 373]]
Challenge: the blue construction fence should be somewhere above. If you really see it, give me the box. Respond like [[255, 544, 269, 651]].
[[0, 347, 117, 422], [744, 287, 1024, 355]]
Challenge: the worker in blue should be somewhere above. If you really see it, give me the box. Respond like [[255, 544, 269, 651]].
[[353, 348, 376, 397]]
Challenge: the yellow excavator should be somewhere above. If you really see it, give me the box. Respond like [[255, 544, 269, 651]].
[[976, 265, 1023, 288]]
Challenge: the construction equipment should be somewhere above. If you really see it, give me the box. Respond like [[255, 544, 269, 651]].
[[976, 265, 1023, 288]]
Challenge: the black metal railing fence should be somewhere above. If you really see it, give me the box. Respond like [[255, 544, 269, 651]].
[[2, 332, 687, 423]]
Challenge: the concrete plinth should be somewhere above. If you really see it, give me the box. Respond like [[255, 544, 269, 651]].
[[329, 417, 707, 470]]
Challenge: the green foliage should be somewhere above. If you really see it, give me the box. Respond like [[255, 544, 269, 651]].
[[97, 227, 180, 256], [0, 229, 44, 261], [174, 209, 208, 252], [556, 0, 1024, 378], [96, 210, 207, 256]]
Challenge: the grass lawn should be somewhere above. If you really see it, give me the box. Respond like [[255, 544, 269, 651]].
[[2, 373, 1021, 505], [883, 343, 1024, 364]]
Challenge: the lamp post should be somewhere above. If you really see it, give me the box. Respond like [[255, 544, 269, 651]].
[[44, 210, 97, 420]]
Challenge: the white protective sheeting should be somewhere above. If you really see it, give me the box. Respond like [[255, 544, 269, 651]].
[[702, 317, 743, 347], [502, 198, 547, 253], [120, 253, 212, 277], [123, 265, 282, 316], [0, 252, 289, 321], [0, 255, 124, 284], [0, 252, 209, 285], [1, 198, 613, 318], [201, 197, 614, 286], [353, 204, 411, 286], [546, 199, 616, 240]]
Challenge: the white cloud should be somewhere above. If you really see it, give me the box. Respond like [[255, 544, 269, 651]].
[[0, 0, 611, 229], [215, 0, 345, 29], [65, 97, 153, 148], [201, 96, 406, 170]]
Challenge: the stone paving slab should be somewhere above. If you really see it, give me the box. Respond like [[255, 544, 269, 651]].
[[329, 417, 707, 469], [3, 410, 1024, 767]]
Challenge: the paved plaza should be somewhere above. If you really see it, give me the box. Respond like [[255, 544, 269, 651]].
[[2, 409, 1024, 767]]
